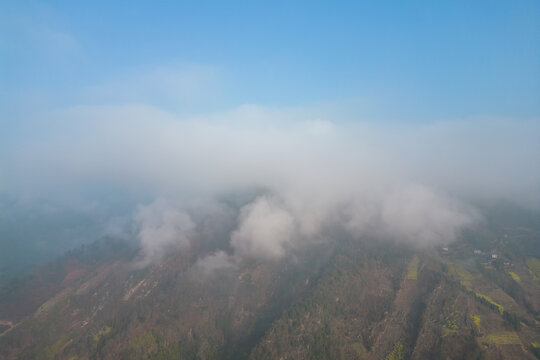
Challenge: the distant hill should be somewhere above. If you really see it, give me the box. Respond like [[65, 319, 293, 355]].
[[0, 206, 539, 359]]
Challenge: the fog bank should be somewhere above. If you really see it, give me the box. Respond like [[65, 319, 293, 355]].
[[3, 104, 539, 264]]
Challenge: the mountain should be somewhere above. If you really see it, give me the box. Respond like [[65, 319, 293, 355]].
[[0, 205, 539, 360]]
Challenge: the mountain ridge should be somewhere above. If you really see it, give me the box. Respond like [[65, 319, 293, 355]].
[[1, 207, 539, 359]]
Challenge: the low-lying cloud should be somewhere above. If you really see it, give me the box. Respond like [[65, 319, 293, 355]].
[[231, 196, 296, 259], [134, 199, 195, 265], [2, 104, 539, 265]]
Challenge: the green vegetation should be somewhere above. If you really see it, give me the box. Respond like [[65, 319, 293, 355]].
[[304, 323, 346, 360], [480, 332, 520, 345], [532, 341, 540, 358], [93, 325, 112, 341], [1, 205, 540, 360], [527, 258, 540, 280], [35, 297, 58, 316], [471, 315, 481, 331], [44, 334, 70, 359], [474, 292, 504, 314], [447, 263, 474, 288], [385, 342, 406, 360], [444, 311, 460, 334], [508, 271, 521, 282], [351, 342, 367, 357], [130, 331, 159, 356], [150, 342, 198, 360], [407, 256, 419, 280]]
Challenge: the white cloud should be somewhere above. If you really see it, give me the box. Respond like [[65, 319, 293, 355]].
[[378, 184, 478, 246], [231, 196, 295, 259], [194, 250, 235, 276], [134, 199, 195, 264], [2, 104, 539, 263]]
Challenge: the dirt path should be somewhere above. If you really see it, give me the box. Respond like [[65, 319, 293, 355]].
[[0, 320, 15, 337]]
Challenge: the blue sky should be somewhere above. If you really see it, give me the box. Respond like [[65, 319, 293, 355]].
[[2, 0, 539, 123]]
